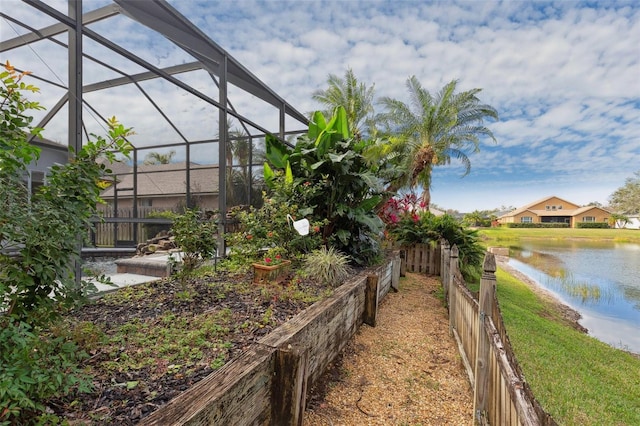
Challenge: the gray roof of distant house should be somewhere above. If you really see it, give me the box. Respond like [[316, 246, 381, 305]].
[[101, 162, 219, 198]]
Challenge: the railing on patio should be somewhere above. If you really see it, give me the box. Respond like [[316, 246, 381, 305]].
[[88, 207, 174, 247]]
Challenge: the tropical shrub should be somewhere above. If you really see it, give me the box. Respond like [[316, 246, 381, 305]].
[[379, 193, 423, 236], [225, 195, 325, 266], [389, 211, 484, 283], [263, 106, 387, 266]]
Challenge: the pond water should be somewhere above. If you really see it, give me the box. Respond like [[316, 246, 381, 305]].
[[506, 240, 640, 354]]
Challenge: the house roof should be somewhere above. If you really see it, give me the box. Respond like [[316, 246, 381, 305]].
[[498, 196, 612, 219], [101, 162, 219, 198]]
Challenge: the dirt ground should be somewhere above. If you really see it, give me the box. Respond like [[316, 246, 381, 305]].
[[304, 273, 474, 426]]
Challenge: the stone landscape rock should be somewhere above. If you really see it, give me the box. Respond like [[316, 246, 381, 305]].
[[136, 231, 177, 256]]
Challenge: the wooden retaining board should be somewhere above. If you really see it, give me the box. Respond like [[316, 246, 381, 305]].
[[141, 345, 274, 425], [259, 274, 368, 387]]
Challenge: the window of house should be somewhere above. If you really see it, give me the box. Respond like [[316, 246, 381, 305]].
[[521, 216, 533, 223], [139, 198, 153, 207], [557, 205, 562, 209], [551, 206, 556, 210], [583, 216, 595, 222], [545, 205, 550, 210]]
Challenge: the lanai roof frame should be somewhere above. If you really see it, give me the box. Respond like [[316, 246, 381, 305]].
[[1, 0, 309, 251]]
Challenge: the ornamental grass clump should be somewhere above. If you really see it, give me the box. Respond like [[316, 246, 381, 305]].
[[303, 247, 352, 287]]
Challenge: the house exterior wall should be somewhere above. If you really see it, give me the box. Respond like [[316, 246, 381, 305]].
[[511, 211, 538, 223], [497, 197, 613, 228], [528, 197, 580, 212], [570, 207, 610, 227], [107, 195, 219, 214]]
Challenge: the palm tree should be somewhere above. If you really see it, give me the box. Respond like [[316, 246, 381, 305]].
[[143, 150, 176, 165], [311, 68, 375, 139], [377, 77, 498, 208]]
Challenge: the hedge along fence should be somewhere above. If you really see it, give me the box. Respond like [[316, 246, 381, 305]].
[[440, 242, 557, 426], [504, 223, 569, 228], [140, 252, 401, 426]]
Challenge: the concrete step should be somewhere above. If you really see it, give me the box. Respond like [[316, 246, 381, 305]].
[[115, 252, 181, 277], [88, 273, 160, 294]]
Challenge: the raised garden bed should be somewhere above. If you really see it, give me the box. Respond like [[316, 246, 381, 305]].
[[48, 253, 400, 425]]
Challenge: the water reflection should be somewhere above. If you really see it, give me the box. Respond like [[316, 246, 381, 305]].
[[505, 240, 640, 353], [511, 248, 613, 305]]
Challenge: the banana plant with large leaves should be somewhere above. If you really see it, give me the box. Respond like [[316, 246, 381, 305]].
[[264, 106, 388, 265]]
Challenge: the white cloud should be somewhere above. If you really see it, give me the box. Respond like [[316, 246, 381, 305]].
[[2, 0, 638, 211]]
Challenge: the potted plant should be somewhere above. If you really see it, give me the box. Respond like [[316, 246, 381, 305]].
[[252, 249, 291, 283]]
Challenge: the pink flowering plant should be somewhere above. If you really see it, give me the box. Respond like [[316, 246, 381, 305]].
[[260, 247, 287, 266], [379, 193, 425, 239]]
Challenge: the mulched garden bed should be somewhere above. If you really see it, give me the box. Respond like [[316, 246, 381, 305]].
[[46, 268, 334, 425]]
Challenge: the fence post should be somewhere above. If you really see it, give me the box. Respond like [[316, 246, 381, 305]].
[[271, 345, 309, 426], [441, 240, 450, 302], [448, 245, 459, 336], [363, 274, 379, 326], [473, 252, 497, 425]]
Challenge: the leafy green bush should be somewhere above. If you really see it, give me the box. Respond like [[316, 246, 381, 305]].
[[505, 223, 569, 228], [0, 320, 92, 424], [225, 196, 325, 266], [576, 222, 609, 229], [390, 212, 484, 283], [303, 247, 352, 287], [0, 63, 133, 326], [170, 208, 217, 274], [0, 62, 130, 423]]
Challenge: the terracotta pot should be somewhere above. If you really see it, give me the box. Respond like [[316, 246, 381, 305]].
[[252, 260, 292, 284]]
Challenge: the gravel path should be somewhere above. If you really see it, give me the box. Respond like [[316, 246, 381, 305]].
[[304, 272, 473, 425]]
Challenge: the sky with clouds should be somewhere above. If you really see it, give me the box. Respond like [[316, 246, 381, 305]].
[[2, 0, 639, 212]]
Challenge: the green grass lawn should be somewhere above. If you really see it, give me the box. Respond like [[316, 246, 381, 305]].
[[479, 227, 640, 245], [496, 269, 640, 425], [477, 226, 640, 423]]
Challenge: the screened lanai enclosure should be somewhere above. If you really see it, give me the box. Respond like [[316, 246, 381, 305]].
[[1, 0, 309, 251]]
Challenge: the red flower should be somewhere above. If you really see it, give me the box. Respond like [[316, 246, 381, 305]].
[[275, 254, 281, 260], [246, 234, 253, 240], [264, 257, 272, 264]]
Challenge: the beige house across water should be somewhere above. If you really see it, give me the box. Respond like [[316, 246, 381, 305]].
[[497, 196, 611, 228]]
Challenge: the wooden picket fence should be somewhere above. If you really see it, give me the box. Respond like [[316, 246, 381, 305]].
[[437, 242, 557, 425], [89, 207, 173, 247], [400, 243, 440, 275]]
